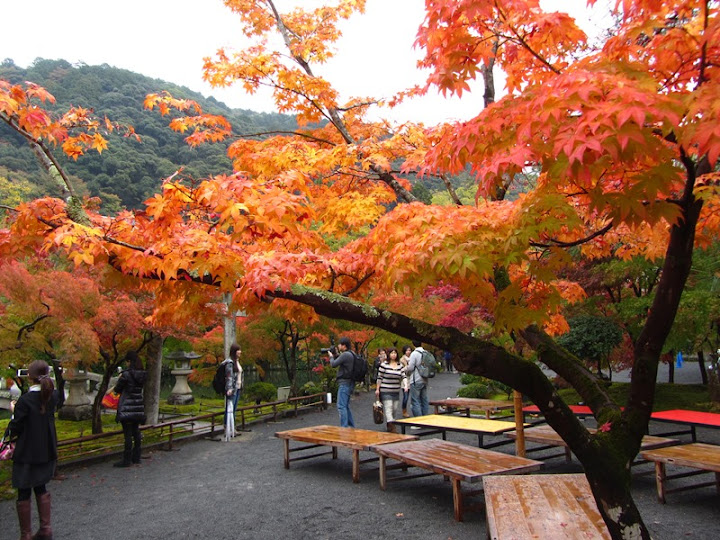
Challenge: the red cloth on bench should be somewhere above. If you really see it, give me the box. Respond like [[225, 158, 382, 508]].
[[522, 404, 593, 416], [651, 410, 720, 427]]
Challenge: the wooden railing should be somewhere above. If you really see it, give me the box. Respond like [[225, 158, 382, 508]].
[[57, 392, 327, 466]]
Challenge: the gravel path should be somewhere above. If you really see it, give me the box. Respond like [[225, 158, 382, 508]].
[[1, 372, 718, 539]]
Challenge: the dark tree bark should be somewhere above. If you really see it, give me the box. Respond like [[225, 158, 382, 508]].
[[697, 350, 708, 385], [144, 334, 165, 425]]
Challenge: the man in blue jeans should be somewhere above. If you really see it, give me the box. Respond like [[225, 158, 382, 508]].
[[406, 340, 430, 421], [328, 337, 356, 427]]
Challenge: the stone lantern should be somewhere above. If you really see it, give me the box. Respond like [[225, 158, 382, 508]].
[[58, 368, 94, 421], [166, 350, 199, 405]]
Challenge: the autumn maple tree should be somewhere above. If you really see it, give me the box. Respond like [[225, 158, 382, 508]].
[[2, 0, 720, 537]]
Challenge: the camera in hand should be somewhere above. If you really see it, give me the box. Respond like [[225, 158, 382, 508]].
[[17, 368, 29, 377], [320, 347, 337, 355]]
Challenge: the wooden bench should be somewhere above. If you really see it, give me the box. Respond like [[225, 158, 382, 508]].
[[483, 474, 611, 539], [392, 414, 524, 448], [370, 438, 543, 521], [639, 442, 720, 503], [274, 425, 416, 483], [505, 425, 678, 467], [430, 397, 516, 419]]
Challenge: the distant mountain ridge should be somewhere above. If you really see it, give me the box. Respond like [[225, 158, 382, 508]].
[[0, 58, 296, 211]]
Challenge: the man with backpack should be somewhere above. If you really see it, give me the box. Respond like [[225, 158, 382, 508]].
[[406, 340, 434, 420], [328, 337, 359, 428]]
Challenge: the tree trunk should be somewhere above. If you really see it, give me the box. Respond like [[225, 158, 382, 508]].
[[583, 456, 650, 539], [144, 335, 164, 425], [668, 352, 675, 384], [223, 292, 237, 358], [697, 350, 708, 385], [91, 370, 114, 434]]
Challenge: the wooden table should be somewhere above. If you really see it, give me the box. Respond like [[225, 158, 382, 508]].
[[650, 409, 720, 442], [370, 438, 543, 522], [484, 473, 611, 539], [640, 442, 720, 503], [392, 414, 523, 448], [505, 425, 678, 465], [275, 425, 416, 483], [430, 397, 516, 418]]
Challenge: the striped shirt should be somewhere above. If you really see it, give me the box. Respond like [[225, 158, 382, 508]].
[[377, 362, 406, 395]]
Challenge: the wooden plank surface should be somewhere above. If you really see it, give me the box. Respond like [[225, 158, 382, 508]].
[[275, 425, 416, 450], [371, 438, 543, 482], [484, 474, 611, 540], [392, 414, 522, 435], [640, 442, 720, 471], [507, 425, 678, 451]]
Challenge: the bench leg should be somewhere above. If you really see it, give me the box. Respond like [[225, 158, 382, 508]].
[[352, 449, 360, 483], [565, 447, 572, 463], [655, 462, 667, 503], [716, 472, 720, 497], [452, 478, 464, 522], [332, 447, 338, 460], [379, 455, 387, 491], [283, 439, 290, 469]]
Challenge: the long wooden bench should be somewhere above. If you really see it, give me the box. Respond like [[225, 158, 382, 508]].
[[370, 438, 543, 521], [505, 425, 678, 467], [640, 442, 720, 503], [392, 414, 524, 448], [275, 425, 416, 483], [430, 397, 516, 418], [483, 474, 611, 539]]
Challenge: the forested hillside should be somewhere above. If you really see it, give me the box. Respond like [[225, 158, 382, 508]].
[[0, 58, 297, 210]]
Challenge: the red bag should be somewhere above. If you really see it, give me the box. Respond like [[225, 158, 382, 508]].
[[0, 434, 14, 461], [101, 391, 120, 409]]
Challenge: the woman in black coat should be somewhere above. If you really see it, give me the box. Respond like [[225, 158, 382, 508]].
[[8, 360, 63, 540], [113, 351, 147, 468]]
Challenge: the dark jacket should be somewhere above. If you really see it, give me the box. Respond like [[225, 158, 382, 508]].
[[7, 389, 62, 465], [114, 369, 147, 424], [330, 351, 355, 382]]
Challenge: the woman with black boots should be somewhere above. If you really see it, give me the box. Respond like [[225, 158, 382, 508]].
[[113, 351, 147, 468], [8, 360, 63, 540]]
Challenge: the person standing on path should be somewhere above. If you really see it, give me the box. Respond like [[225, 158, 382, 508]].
[[399, 345, 412, 417], [7, 360, 64, 540], [407, 340, 430, 418], [375, 347, 406, 432], [113, 351, 147, 468], [329, 337, 356, 427], [222, 344, 243, 440]]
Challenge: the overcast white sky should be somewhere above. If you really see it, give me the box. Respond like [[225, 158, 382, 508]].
[[1, 0, 611, 125]]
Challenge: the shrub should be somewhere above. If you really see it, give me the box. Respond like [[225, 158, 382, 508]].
[[459, 373, 484, 385], [457, 382, 493, 399], [244, 382, 277, 403], [299, 382, 323, 396]]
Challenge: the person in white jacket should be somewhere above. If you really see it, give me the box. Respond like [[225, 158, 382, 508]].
[[406, 340, 430, 417]]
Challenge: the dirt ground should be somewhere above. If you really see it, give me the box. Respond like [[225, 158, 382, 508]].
[[0, 371, 718, 539]]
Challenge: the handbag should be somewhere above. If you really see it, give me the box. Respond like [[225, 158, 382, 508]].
[[101, 390, 120, 409], [372, 400, 384, 424], [0, 432, 15, 461]]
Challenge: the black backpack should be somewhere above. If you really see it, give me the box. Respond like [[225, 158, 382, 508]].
[[212, 363, 227, 395], [417, 350, 437, 379], [350, 352, 368, 383]]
